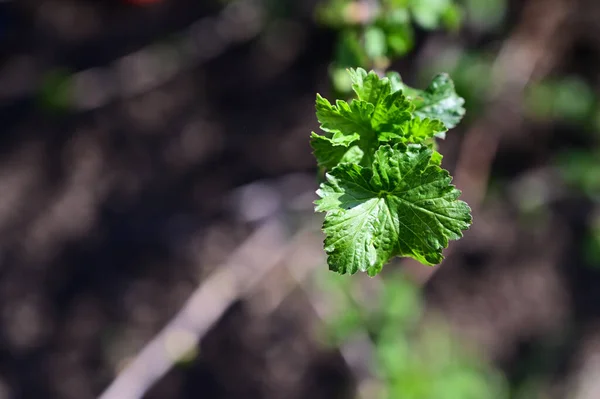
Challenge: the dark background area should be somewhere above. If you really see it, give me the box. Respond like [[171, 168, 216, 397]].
[[0, 0, 600, 398]]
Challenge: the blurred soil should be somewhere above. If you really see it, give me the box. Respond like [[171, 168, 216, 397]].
[[0, 1, 599, 398]]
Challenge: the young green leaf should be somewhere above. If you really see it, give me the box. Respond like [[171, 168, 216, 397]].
[[311, 133, 364, 170], [315, 144, 471, 276], [388, 71, 466, 129], [379, 117, 447, 143], [348, 70, 415, 134], [314, 68, 429, 167], [315, 94, 372, 144], [313, 69, 459, 167], [348, 68, 392, 105], [312, 68, 470, 275]]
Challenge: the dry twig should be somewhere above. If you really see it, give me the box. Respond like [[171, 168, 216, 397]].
[[98, 218, 321, 399]]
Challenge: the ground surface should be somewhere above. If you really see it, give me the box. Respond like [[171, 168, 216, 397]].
[[0, 1, 599, 398]]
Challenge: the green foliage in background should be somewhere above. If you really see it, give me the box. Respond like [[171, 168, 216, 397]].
[[316, 0, 463, 94], [526, 77, 597, 126], [318, 271, 509, 399], [312, 68, 470, 275], [524, 77, 600, 267], [557, 150, 600, 200], [556, 150, 600, 266], [463, 0, 507, 31]]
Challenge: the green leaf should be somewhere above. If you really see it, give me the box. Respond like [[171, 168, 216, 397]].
[[315, 144, 471, 275], [430, 150, 443, 166], [348, 68, 391, 106], [388, 72, 466, 129], [371, 90, 414, 132], [380, 117, 447, 143], [311, 133, 364, 169], [314, 68, 456, 170], [388, 71, 405, 93], [405, 117, 448, 139], [347, 68, 415, 136], [316, 94, 373, 144]]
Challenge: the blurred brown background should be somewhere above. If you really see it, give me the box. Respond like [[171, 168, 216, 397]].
[[1, 0, 600, 398]]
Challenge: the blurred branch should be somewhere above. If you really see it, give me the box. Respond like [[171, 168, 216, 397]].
[[98, 217, 321, 399], [243, 222, 381, 399]]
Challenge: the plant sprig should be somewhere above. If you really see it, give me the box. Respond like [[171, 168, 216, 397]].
[[311, 68, 471, 276]]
